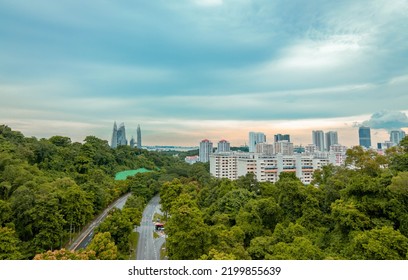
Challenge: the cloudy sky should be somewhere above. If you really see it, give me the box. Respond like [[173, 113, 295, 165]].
[[1, 0, 407, 146]]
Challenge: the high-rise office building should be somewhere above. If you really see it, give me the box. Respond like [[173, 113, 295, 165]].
[[274, 134, 290, 142], [390, 130, 406, 145], [249, 132, 266, 152], [312, 130, 325, 152], [130, 136, 136, 148], [111, 122, 118, 148], [137, 125, 142, 149], [359, 126, 371, 148], [117, 123, 127, 146], [217, 139, 230, 152], [325, 131, 338, 151], [199, 139, 213, 163], [111, 121, 127, 148]]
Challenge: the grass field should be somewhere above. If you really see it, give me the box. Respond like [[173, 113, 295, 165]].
[[114, 168, 151, 181]]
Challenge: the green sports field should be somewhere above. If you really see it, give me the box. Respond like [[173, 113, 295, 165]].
[[114, 168, 151, 180]]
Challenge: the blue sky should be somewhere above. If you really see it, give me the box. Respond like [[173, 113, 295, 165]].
[[1, 0, 407, 146]]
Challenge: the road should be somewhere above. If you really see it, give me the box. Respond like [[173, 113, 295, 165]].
[[135, 195, 166, 260], [69, 193, 131, 251]]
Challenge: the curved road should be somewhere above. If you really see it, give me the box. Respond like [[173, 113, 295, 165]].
[[136, 195, 166, 260], [69, 193, 131, 251]]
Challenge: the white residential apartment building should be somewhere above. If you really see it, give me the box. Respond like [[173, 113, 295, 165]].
[[210, 152, 337, 185], [199, 139, 213, 163], [274, 140, 294, 155], [256, 143, 275, 155], [217, 139, 231, 152], [209, 152, 250, 180]]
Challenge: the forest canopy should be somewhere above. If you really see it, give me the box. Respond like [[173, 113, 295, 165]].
[[1, 124, 408, 260], [0, 125, 192, 259]]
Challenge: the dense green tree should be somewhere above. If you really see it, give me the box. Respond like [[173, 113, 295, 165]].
[[95, 208, 134, 253], [200, 248, 236, 260], [388, 171, 408, 203], [387, 172, 408, 236], [48, 136, 72, 147], [275, 172, 306, 221], [236, 173, 260, 193], [0, 227, 22, 260], [266, 237, 324, 260], [235, 197, 283, 246], [347, 226, 408, 260], [0, 199, 12, 226], [33, 248, 96, 260], [198, 178, 236, 210], [345, 146, 388, 177], [160, 179, 184, 215], [10, 186, 36, 241], [387, 137, 408, 172], [248, 222, 313, 260], [30, 192, 66, 252], [331, 200, 370, 234], [87, 232, 118, 260], [206, 225, 250, 259], [61, 182, 94, 232], [216, 188, 255, 225], [188, 163, 212, 186], [128, 173, 157, 203], [124, 194, 145, 212], [166, 194, 210, 260]]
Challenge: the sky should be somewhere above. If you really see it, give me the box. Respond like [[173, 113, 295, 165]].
[[1, 0, 407, 147]]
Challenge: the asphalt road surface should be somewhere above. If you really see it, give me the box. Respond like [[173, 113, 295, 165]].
[[136, 195, 166, 260], [69, 193, 131, 251]]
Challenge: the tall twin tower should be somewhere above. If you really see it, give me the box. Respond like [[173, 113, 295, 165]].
[[111, 122, 142, 149]]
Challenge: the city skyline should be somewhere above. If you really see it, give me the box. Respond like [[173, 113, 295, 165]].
[[1, 1, 407, 146], [1, 118, 406, 148]]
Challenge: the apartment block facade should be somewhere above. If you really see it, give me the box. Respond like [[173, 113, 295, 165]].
[[210, 152, 338, 185]]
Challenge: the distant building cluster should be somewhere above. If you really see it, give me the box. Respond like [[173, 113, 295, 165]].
[[111, 122, 142, 149], [196, 128, 406, 185], [312, 130, 339, 152], [196, 132, 347, 184], [358, 126, 406, 151]]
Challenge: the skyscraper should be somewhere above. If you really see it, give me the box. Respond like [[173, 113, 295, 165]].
[[137, 125, 142, 149], [111, 122, 127, 148], [217, 139, 230, 152], [111, 122, 118, 148], [312, 130, 325, 152], [390, 130, 406, 145], [274, 134, 290, 142], [359, 126, 371, 148], [130, 136, 136, 148], [117, 123, 127, 146], [199, 139, 213, 163], [325, 131, 338, 151], [249, 132, 266, 152]]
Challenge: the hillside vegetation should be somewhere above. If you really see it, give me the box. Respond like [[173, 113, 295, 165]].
[[160, 137, 408, 260], [0, 125, 192, 259], [1, 124, 408, 260]]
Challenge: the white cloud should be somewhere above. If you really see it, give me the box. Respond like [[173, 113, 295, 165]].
[[361, 110, 408, 131]]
